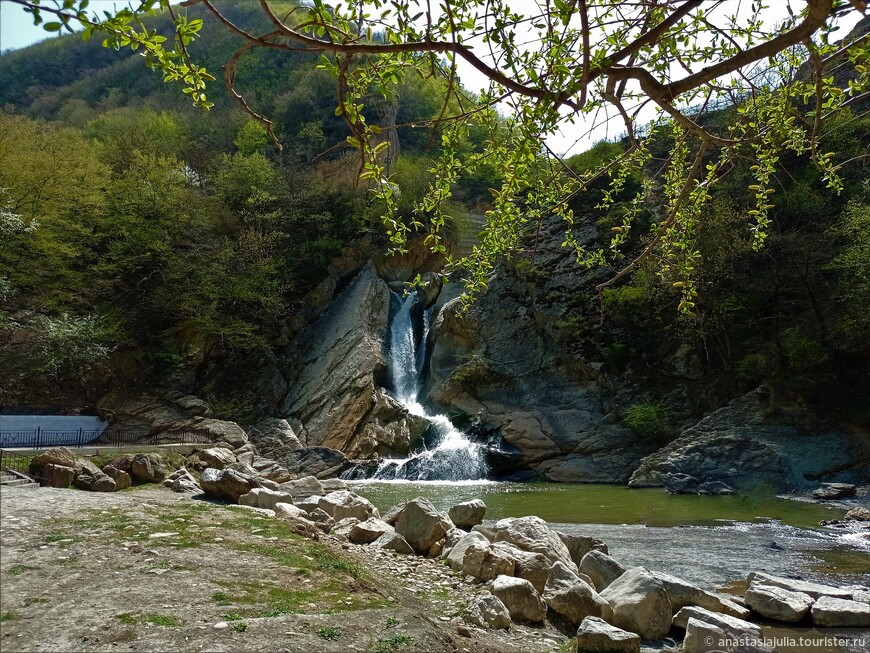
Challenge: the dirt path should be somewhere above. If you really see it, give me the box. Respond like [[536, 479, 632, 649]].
[[0, 485, 567, 653]]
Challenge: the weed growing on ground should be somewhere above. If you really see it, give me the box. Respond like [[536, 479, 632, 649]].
[[0, 612, 15, 623], [317, 626, 341, 640], [366, 634, 414, 652], [231, 622, 247, 632]]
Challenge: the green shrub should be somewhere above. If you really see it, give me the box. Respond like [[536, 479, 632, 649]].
[[623, 401, 668, 440]]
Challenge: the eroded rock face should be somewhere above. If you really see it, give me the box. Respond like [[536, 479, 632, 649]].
[[196, 447, 237, 470], [425, 264, 648, 482], [599, 567, 672, 641], [542, 561, 613, 626], [97, 393, 249, 448], [278, 447, 349, 480], [490, 575, 547, 623], [245, 418, 305, 457], [280, 263, 425, 458], [628, 390, 868, 492]]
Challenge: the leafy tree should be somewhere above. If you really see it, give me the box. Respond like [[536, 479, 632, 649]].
[[11, 0, 867, 309]]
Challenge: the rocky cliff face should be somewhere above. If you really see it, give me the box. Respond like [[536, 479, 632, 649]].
[[279, 262, 426, 458], [628, 390, 870, 492], [425, 272, 650, 483]]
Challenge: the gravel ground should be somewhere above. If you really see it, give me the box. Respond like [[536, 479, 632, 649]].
[[0, 485, 574, 653]]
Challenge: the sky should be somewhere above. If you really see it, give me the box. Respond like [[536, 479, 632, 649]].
[[0, 1, 865, 156]]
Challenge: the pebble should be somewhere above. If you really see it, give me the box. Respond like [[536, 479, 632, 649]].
[[213, 622, 229, 630]]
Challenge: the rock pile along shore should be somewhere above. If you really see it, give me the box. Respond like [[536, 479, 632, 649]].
[[24, 446, 870, 651]]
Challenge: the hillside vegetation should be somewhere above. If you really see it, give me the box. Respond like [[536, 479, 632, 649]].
[[0, 1, 868, 435]]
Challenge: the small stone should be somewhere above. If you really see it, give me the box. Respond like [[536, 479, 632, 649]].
[[456, 626, 472, 638], [213, 622, 229, 630]]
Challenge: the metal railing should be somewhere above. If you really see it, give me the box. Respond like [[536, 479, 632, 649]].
[[0, 449, 31, 475], [0, 428, 212, 450]]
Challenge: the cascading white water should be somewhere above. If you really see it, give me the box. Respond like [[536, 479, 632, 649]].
[[372, 291, 488, 481]]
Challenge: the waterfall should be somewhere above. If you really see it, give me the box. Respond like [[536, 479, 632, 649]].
[[373, 291, 489, 481]]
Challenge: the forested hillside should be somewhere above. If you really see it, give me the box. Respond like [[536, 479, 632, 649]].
[[0, 1, 500, 412], [1, 2, 868, 441]]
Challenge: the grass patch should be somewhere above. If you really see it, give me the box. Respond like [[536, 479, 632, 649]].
[[230, 622, 247, 633], [7, 564, 38, 575], [385, 616, 400, 628], [366, 634, 415, 652], [223, 613, 244, 621], [317, 626, 341, 640], [212, 592, 229, 604], [115, 613, 180, 627], [0, 612, 14, 623]]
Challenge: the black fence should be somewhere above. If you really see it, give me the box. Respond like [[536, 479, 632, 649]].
[[0, 449, 31, 475], [0, 428, 212, 450]]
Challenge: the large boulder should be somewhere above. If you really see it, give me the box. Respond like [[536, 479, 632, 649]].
[[317, 491, 379, 521], [683, 616, 771, 653], [557, 532, 608, 565], [460, 542, 515, 581], [490, 575, 547, 623], [74, 471, 116, 492], [37, 463, 76, 488], [652, 571, 749, 618], [490, 516, 576, 570], [445, 531, 490, 570], [812, 482, 857, 500], [448, 499, 486, 529], [29, 447, 77, 470], [491, 542, 552, 593], [810, 596, 870, 627], [393, 497, 454, 554], [673, 606, 765, 637], [238, 487, 295, 511], [599, 567, 672, 641], [281, 475, 325, 497], [196, 447, 238, 470], [575, 617, 641, 653], [372, 531, 414, 554], [746, 571, 853, 600], [330, 517, 360, 539], [168, 469, 200, 493], [579, 550, 626, 592], [745, 584, 814, 623], [200, 467, 256, 502], [349, 518, 394, 544], [102, 465, 132, 491], [130, 454, 166, 483], [250, 457, 294, 483], [542, 561, 613, 626], [466, 595, 511, 630]]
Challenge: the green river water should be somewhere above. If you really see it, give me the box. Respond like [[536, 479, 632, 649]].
[[351, 481, 870, 652], [352, 481, 848, 529]]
